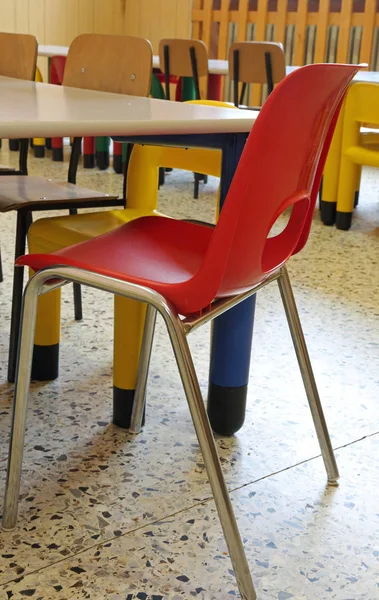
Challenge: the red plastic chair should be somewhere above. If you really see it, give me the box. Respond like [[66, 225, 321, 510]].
[[3, 63, 359, 598]]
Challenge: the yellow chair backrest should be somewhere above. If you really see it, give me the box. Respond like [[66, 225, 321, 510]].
[[344, 82, 379, 126]]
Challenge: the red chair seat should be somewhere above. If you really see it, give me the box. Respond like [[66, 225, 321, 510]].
[[17, 216, 214, 314]]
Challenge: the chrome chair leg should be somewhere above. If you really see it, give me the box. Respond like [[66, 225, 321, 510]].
[[277, 265, 339, 483], [3, 265, 256, 596], [3, 275, 41, 530], [163, 311, 256, 600], [130, 305, 157, 433]]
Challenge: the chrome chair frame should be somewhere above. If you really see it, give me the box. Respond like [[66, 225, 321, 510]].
[[3, 262, 339, 600]]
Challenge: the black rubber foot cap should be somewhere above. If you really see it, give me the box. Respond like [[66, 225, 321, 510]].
[[34, 146, 45, 158], [336, 211, 353, 230], [45, 138, 52, 150], [158, 167, 165, 187], [195, 173, 208, 184], [31, 344, 59, 381], [320, 200, 336, 226], [52, 148, 64, 162], [354, 190, 359, 208], [96, 151, 110, 171], [207, 383, 247, 436], [113, 386, 145, 429], [113, 155, 123, 174], [9, 140, 20, 151], [83, 154, 95, 169]]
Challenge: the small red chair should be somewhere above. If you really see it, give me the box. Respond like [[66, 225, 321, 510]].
[[3, 63, 359, 598]]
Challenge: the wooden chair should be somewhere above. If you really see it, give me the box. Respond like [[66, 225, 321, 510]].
[[4, 33, 153, 383], [0, 32, 37, 161], [0, 32, 38, 283], [158, 38, 209, 198], [228, 41, 286, 108]]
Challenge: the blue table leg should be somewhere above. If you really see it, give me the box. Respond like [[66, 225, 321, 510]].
[[207, 133, 256, 436]]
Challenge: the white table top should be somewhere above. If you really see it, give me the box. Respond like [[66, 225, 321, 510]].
[[39, 45, 230, 75], [151, 54, 229, 75], [38, 44, 69, 59], [0, 76, 258, 139], [39, 45, 379, 84]]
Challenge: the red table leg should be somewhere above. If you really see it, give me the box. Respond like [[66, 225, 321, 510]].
[[208, 74, 223, 101], [52, 136, 63, 161], [83, 136, 95, 168], [113, 141, 123, 173]]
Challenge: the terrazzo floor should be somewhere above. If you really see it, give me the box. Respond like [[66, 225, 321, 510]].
[[0, 143, 378, 600]]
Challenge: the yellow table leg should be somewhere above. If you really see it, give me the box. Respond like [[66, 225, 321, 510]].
[[32, 280, 61, 380], [33, 67, 45, 158], [113, 297, 147, 427], [28, 234, 61, 380]]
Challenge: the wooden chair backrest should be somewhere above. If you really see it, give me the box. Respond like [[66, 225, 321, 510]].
[[159, 38, 208, 78], [63, 34, 152, 97], [0, 32, 37, 81], [228, 41, 286, 84]]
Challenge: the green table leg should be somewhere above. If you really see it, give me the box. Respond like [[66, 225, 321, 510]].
[[96, 136, 110, 170]]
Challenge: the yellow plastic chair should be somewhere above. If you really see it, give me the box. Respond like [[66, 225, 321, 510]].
[[335, 82, 379, 229], [320, 83, 379, 228], [26, 100, 237, 428]]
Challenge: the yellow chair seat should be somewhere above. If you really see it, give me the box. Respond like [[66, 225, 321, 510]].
[[31, 208, 162, 253]]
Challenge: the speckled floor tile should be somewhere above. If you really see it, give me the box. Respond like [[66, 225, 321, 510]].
[[2, 436, 379, 599], [0, 143, 378, 598]]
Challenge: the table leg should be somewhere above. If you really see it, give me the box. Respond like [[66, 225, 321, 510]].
[[96, 136, 110, 170], [207, 132, 256, 436], [207, 74, 223, 101], [83, 137, 95, 168], [13, 229, 61, 383], [113, 142, 123, 173], [113, 296, 147, 427]]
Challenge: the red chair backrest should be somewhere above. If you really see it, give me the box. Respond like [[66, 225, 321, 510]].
[[199, 64, 359, 299]]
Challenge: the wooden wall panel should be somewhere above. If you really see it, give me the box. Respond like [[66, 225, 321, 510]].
[[15, 0, 29, 34], [0, 0, 17, 32], [78, 0, 95, 34], [45, 0, 69, 44], [0, 0, 194, 77]]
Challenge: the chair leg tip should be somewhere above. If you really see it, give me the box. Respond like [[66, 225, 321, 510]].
[[129, 427, 142, 435], [327, 477, 339, 487], [319, 200, 336, 226], [2, 520, 17, 531], [336, 211, 353, 230]]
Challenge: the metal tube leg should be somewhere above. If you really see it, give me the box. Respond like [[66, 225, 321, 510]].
[[163, 311, 256, 600], [69, 209, 83, 322], [277, 266, 339, 483], [8, 211, 28, 383], [3, 276, 41, 530], [130, 305, 157, 433]]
